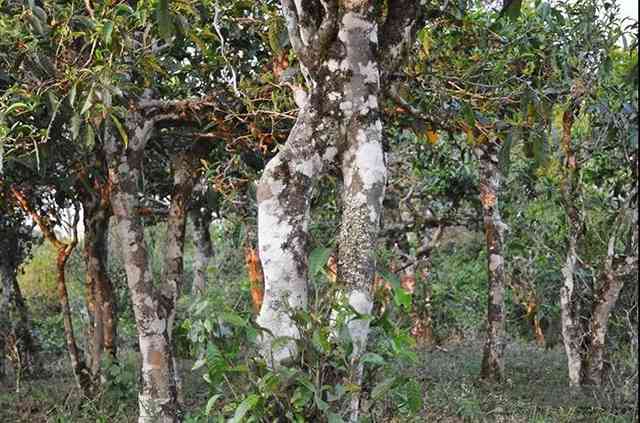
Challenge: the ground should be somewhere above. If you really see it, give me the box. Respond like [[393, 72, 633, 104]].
[[0, 340, 636, 422]]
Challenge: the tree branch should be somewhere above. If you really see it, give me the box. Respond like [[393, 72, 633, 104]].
[[379, 0, 421, 77]]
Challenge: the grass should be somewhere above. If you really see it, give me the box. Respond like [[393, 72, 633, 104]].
[[1, 340, 636, 422], [413, 340, 638, 422]]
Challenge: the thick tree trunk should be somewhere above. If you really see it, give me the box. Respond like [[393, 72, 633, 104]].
[[475, 139, 507, 382], [105, 112, 181, 423], [256, 104, 331, 364], [190, 206, 213, 296], [259, 2, 418, 419], [337, 114, 386, 421]]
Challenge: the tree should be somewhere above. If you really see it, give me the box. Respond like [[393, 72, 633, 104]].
[[0, 204, 38, 383], [255, 1, 420, 419]]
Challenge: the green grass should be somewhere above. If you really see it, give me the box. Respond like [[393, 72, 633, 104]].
[[1, 340, 636, 422], [414, 340, 637, 422]]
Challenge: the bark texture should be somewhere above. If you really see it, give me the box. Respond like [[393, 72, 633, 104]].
[[105, 109, 184, 422], [81, 172, 117, 377], [475, 139, 507, 382], [11, 188, 91, 391], [190, 206, 213, 296], [558, 105, 637, 387], [257, 1, 419, 420], [0, 223, 37, 381]]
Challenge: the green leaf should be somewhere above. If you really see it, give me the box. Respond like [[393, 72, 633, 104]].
[[4, 102, 30, 115], [229, 394, 259, 423], [80, 89, 94, 115], [102, 20, 114, 47], [360, 352, 385, 366], [71, 114, 81, 141], [379, 269, 401, 289], [156, 0, 173, 40], [68, 82, 78, 108], [192, 357, 206, 371], [205, 394, 222, 415], [84, 124, 95, 148], [393, 288, 412, 311], [110, 114, 128, 146], [403, 380, 423, 413], [371, 377, 397, 400], [219, 311, 246, 327], [309, 247, 332, 277]]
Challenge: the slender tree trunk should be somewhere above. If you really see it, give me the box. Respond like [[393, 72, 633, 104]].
[[559, 107, 584, 387], [1, 239, 37, 380], [56, 244, 92, 391], [10, 188, 89, 390], [105, 111, 181, 422], [162, 152, 197, 405], [190, 206, 213, 296], [582, 188, 637, 386], [475, 139, 507, 382], [83, 189, 117, 377]]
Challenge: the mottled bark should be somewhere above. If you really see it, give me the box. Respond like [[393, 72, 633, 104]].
[[475, 139, 507, 382], [162, 152, 197, 405], [105, 110, 181, 423], [257, 2, 418, 419], [256, 105, 333, 364], [82, 177, 117, 377], [190, 206, 213, 296], [558, 108, 584, 387], [258, 1, 419, 420], [557, 105, 637, 387], [582, 187, 637, 386]]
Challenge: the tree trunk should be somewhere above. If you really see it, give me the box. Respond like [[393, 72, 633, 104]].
[[258, 2, 419, 419], [559, 107, 584, 387], [56, 244, 92, 391], [105, 111, 182, 422], [161, 152, 197, 405], [582, 188, 637, 386], [83, 184, 117, 377], [256, 104, 330, 365], [9, 188, 90, 390], [190, 206, 213, 296], [476, 139, 507, 382], [0, 243, 37, 380]]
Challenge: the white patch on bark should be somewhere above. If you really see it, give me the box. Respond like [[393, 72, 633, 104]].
[[328, 91, 342, 101], [327, 59, 340, 72], [323, 146, 338, 162], [340, 100, 353, 117], [359, 61, 379, 85], [489, 254, 503, 272]]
